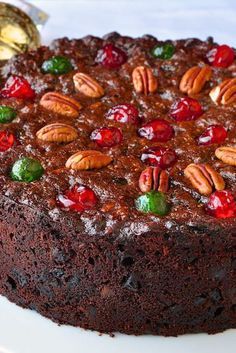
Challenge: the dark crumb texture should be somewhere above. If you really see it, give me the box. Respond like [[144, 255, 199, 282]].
[[0, 33, 235, 336]]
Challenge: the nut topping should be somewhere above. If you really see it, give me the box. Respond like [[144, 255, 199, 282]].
[[40, 92, 82, 118], [209, 78, 236, 105], [179, 65, 212, 95], [73, 73, 104, 98], [65, 150, 112, 170], [215, 146, 236, 166], [184, 163, 225, 196], [36, 123, 78, 143], [139, 167, 169, 193], [132, 66, 158, 95]]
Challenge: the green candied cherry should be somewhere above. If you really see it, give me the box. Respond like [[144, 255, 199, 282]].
[[135, 191, 169, 216], [0, 106, 16, 123], [151, 43, 175, 60], [41, 55, 73, 75], [11, 157, 44, 182]]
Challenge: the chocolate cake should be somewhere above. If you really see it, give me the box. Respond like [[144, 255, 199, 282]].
[[0, 32, 235, 336]]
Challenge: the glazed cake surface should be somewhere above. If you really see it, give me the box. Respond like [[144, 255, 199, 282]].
[[0, 33, 235, 336]]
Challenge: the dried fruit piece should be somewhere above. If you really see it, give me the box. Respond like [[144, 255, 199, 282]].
[[0, 130, 16, 152], [179, 65, 212, 95], [138, 119, 174, 142], [132, 66, 158, 95], [184, 163, 225, 196], [215, 146, 236, 166], [197, 125, 227, 146], [139, 166, 169, 193], [36, 123, 78, 143], [95, 44, 127, 69], [170, 97, 203, 122], [73, 73, 104, 98], [41, 56, 73, 75], [141, 146, 177, 170], [135, 191, 169, 216], [65, 150, 112, 170], [206, 45, 235, 68], [106, 104, 140, 124], [57, 184, 97, 212], [11, 157, 44, 182], [90, 127, 123, 147], [209, 78, 236, 105], [1, 75, 35, 99], [205, 190, 236, 218], [151, 43, 175, 60], [0, 106, 16, 123], [40, 92, 82, 118]]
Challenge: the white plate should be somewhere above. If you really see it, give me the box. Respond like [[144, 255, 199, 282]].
[[1, 1, 236, 352]]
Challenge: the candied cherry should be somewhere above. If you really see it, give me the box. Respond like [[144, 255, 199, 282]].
[[1, 75, 35, 99], [141, 146, 177, 170], [206, 45, 235, 68], [106, 104, 140, 124], [95, 44, 127, 69], [57, 184, 98, 212], [0, 106, 16, 123], [11, 157, 44, 182], [151, 43, 175, 60], [41, 56, 73, 75], [205, 190, 236, 219], [197, 124, 227, 146], [90, 126, 123, 147], [170, 97, 203, 122], [135, 191, 169, 216], [138, 119, 174, 142], [0, 130, 16, 152]]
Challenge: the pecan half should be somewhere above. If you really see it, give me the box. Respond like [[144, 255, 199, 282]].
[[36, 123, 78, 143], [40, 92, 82, 118], [179, 65, 212, 95], [139, 166, 169, 193], [65, 150, 112, 170], [184, 163, 225, 196], [215, 146, 236, 166], [209, 78, 236, 105], [132, 66, 158, 95], [73, 72, 104, 98]]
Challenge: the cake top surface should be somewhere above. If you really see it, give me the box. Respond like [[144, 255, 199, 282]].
[[0, 32, 235, 239]]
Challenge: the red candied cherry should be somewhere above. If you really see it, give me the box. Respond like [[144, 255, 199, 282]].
[[57, 184, 98, 212], [141, 146, 178, 170], [0, 75, 35, 99], [95, 43, 127, 69], [90, 126, 123, 147], [206, 45, 235, 68], [0, 130, 17, 152], [197, 125, 227, 146], [205, 190, 236, 219], [106, 104, 140, 124], [138, 119, 174, 142], [170, 97, 203, 122]]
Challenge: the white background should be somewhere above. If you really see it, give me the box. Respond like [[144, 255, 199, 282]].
[[0, 1, 236, 353]]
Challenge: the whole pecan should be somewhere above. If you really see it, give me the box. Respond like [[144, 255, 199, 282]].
[[73, 72, 104, 98], [36, 123, 78, 143], [209, 78, 236, 105], [40, 92, 82, 118], [139, 166, 169, 193], [179, 65, 212, 95], [215, 146, 236, 166], [132, 66, 158, 95], [184, 163, 225, 196], [65, 150, 112, 170]]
